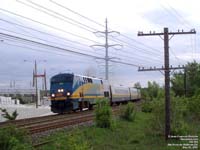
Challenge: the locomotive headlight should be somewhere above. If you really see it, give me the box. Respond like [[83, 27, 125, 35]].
[[51, 93, 55, 97], [66, 92, 70, 96], [58, 89, 64, 92]]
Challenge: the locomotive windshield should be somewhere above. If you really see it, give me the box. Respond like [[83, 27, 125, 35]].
[[51, 74, 73, 84]]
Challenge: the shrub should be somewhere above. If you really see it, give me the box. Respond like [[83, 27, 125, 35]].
[[95, 98, 112, 128], [0, 108, 18, 121], [148, 100, 165, 136], [120, 102, 136, 122], [171, 120, 189, 136], [0, 125, 32, 150], [147, 97, 189, 136], [141, 101, 153, 113], [188, 94, 200, 120]]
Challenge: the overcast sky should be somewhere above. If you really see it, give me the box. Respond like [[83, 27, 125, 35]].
[[0, 0, 199, 89]]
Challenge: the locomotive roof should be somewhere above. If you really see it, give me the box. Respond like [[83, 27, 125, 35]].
[[51, 73, 105, 81]]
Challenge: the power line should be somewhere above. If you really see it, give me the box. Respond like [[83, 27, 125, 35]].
[[27, 0, 166, 63], [110, 37, 164, 62], [49, 0, 105, 28], [0, 1, 170, 67], [0, 26, 105, 57], [0, 32, 142, 67], [17, 0, 97, 32], [0, 23, 154, 66], [164, 3, 192, 28], [0, 41, 96, 64], [0, 19, 153, 66], [49, 0, 164, 56], [0, 17, 94, 48], [160, 4, 190, 29], [0, 8, 100, 44], [120, 34, 163, 53]]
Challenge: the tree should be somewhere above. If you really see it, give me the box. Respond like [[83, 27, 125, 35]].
[[134, 82, 141, 89], [147, 81, 160, 100], [141, 81, 162, 101], [171, 61, 200, 97], [171, 71, 184, 97]]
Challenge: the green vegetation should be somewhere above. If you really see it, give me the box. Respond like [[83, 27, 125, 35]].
[[120, 102, 136, 121], [171, 61, 200, 97], [95, 98, 112, 128], [0, 108, 18, 121], [0, 125, 32, 150], [39, 111, 199, 150], [40, 130, 90, 150]]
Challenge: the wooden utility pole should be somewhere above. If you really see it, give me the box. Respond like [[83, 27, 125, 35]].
[[138, 27, 196, 140]]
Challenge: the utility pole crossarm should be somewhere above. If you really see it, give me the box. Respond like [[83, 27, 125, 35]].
[[138, 66, 185, 71], [168, 29, 196, 35], [138, 32, 163, 36], [138, 29, 196, 36]]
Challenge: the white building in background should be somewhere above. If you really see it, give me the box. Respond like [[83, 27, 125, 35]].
[[0, 96, 20, 105]]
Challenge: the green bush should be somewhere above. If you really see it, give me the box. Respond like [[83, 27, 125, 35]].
[[147, 97, 190, 136], [120, 102, 136, 122], [141, 101, 153, 113], [171, 120, 189, 136], [147, 100, 165, 136], [0, 125, 32, 150], [188, 94, 200, 120], [95, 98, 112, 128]]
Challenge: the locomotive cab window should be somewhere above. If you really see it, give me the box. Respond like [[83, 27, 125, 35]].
[[51, 74, 73, 84]]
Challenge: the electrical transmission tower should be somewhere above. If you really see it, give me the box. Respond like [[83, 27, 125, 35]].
[[91, 18, 122, 80], [137, 27, 196, 140], [32, 60, 47, 108]]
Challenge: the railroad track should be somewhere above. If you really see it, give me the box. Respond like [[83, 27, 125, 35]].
[[29, 113, 94, 134], [0, 101, 141, 134], [28, 108, 120, 134], [0, 109, 92, 128], [0, 100, 142, 132]]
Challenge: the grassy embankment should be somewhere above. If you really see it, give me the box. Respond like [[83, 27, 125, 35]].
[[38, 108, 199, 150]]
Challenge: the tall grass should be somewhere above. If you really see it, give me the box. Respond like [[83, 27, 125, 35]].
[[120, 102, 136, 122], [95, 98, 112, 128]]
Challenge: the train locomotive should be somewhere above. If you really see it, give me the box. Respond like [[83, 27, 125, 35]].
[[50, 73, 141, 113]]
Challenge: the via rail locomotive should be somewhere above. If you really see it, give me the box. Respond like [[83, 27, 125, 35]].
[[50, 73, 141, 113]]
